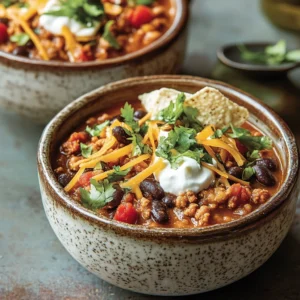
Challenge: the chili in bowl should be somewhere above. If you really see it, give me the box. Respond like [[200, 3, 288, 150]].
[[0, 0, 188, 123], [37, 75, 299, 295]]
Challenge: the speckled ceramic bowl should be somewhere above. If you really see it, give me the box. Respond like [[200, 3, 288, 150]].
[[0, 0, 188, 124], [37, 75, 299, 296]]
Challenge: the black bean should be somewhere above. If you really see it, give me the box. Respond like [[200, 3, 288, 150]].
[[140, 179, 165, 200], [25, 39, 34, 48], [0, 18, 9, 26], [253, 165, 276, 187], [112, 126, 131, 145], [111, 114, 124, 122], [134, 109, 147, 120], [58, 173, 72, 187], [151, 200, 169, 224], [228, 166, 244, 179], [162, 193, 176, 208], [107, 184, 124, 209], [12, 46, 29, 57], [256, 158, 277, 172]]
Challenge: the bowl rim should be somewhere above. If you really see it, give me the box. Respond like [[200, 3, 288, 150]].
[[37, 75, 299, 240], [0, 0, 188, 70]]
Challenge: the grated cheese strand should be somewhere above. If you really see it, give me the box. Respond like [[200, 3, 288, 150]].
[[81, 144, 133, 169], [9, 13, 49, 60], [133, 185, 143, 199], [21, 7, 37, 21], [74, 137, 116, 167], [121, 158, 165, 190], [64, 167, 85, 192], [61, 25, 77, 62], [203, 145, 230, 186], [201, 162, 250, 186], [196, 125, 215, 141], [91, 154, 150, 181], [138, 112, 151, 126], [199, 139, 245, 166]]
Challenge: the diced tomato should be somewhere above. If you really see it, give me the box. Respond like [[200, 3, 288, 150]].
[[78, 171, 94, 188], [68, 132, 89, 143], [78, 49, 94, 62], [230, 183, 251, 203], [128, 5, 153, 28], [114, 203, 138, 224], [235, 139, 248, 155], [0, 23, 8, 44]]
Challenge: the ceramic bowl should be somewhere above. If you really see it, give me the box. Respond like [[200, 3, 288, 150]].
[[0, 0, 188, 124], [37, 75, 299, 296]]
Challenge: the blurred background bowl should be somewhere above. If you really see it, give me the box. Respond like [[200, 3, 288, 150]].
[[0, 0, 188, 124]]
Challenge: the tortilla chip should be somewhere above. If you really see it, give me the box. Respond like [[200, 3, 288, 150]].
[[185, 87, 249, 127], [139, 88, 192, 119]]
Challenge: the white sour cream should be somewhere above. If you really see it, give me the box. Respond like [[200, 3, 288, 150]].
[[39, 0, 101, 37], [154, 130, 215, 196]]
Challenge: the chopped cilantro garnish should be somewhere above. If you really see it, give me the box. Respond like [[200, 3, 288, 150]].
[[127, 130, 152, 156], [247, 150, 260, 161], [181, 106, 203, 131], [156, 126, 211, 169], [242, 166, 255, 181], [103, 20, 120, 50], [80, 179, 116, 210], [107, 166, 131, 183], [121, 102, 139, 132], [229, 125, 272, 150], [158, 93, 185, 124], [210, 125, 230, 139], [44, 0, 104, 28], [86, 120, 109, 137], [10, 33, 30, 46], [80, 143, 93, 158]]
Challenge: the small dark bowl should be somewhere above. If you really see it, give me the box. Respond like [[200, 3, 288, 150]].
[[218, 42, 299, 78]]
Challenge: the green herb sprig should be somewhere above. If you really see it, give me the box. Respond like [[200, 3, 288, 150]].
[[44, 0, 104, 27], [238, 40, 300, 65]]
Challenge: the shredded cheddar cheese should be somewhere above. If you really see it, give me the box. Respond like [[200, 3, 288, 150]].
[[92, 154, 151, 181], [64, 167, 85, 192], [21, 7, 37, 21], [199, 139, 245, 166], [8, 13, 49, 60], [196, 125, 215, 141], [121, 158, 165, 190], [81, 144, 133, 169], [61, 25, 77, 62], [201, 162, 250, 186], [138, 112, 151, 126]]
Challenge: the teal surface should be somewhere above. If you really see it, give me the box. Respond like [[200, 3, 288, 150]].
[[1, 0, 300, 299]]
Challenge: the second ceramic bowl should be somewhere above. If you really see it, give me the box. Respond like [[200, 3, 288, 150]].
[[0, 0, 188, 124], [37, 75, 299, 296]]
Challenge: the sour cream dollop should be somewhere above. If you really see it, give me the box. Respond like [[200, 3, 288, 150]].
[[154, 130, 215, 196], [39, 0, 101, 37]]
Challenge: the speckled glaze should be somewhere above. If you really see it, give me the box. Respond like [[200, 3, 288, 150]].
[[0, 0, 188, 124], [37, 76, 299, 296]]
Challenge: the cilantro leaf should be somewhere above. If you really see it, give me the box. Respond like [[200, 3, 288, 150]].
[[210, 125, 230, 139], [136, 0, 155, 5], [242, 166, 255, 181], [156, 126, 209, 169], [173, 127, 197, 153], [247, 150, 260, 161], [80, 143, 93, 158], [286, 50, 300, 62], [158, 93, 185, 124], [86, 120, 109, 137], [107, 166, 131, 182], [44, 0, 104, 27], [229, 125, 272, 151], [121, 102, 139, 132], [128, 131, 152, 156], [80, 179, 116, 210], [103, 20, 120, 50], [181, 106, 203, 131], [10, 33, 30, 46], [170, 148, 211, 169]]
